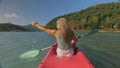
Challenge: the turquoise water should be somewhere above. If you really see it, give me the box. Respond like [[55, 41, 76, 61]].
[[0, 32, 120, 68]]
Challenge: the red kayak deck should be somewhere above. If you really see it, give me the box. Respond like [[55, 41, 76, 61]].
[[38, 43, 94, 68]]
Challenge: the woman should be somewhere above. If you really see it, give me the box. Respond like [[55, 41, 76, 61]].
[[32, 18, 77, 57]]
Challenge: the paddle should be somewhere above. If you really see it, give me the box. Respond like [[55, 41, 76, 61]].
[[77, 29, 98, 38], [19, 29, 98, 59], [19, 44, 56, 59]]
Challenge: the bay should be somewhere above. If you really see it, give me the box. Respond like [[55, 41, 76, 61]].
[[0, 32, 120, 68]]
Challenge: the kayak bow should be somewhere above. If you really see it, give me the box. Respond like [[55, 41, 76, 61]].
[[38, 43, 94, 68]]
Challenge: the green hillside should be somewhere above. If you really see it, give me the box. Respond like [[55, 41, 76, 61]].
[[0, 23, 38, 32], [45, 2, 120, 32]]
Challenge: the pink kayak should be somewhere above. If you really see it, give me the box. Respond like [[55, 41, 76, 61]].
[[38, 43, 94, 68]]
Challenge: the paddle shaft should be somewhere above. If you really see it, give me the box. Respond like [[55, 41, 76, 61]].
[[40, 46, 53, 52], [19, 29, 98, 59]]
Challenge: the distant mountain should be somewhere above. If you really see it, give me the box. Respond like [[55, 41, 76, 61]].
[[45, 2, 120, 31], [0, 23, 38, 32], [23, 24, 39, 31]]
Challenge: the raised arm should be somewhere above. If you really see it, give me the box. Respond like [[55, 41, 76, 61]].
[[32, 21, 56, 36]]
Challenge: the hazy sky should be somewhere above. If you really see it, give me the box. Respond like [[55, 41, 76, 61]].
[[0, 0, 118, 25]]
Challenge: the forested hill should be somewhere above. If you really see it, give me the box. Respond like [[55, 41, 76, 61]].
[[45, 2, 120, 32], [0, 23, 38, 32]]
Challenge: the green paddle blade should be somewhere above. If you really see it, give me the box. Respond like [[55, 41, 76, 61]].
[[19, 50, 39, 59], [77, 29, 98, 38], [86, 29, 98, 36]]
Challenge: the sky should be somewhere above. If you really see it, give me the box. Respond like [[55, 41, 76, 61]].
[[0, 0, 118, 25]]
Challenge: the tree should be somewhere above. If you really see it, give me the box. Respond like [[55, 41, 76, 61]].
[[104, 16, 115, 29], [80, 18, 86, 29], [91, 16, 99, 28], [104, 17, 110, 28], [117, 14, 120, 29]]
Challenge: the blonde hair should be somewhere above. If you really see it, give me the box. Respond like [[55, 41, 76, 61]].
[[57, 18, 73, 43]]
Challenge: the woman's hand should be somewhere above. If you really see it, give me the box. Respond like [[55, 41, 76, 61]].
[[32, 21, 38, 27]]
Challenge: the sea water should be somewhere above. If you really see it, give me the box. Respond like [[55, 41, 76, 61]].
[[0, 32, 120, 68]]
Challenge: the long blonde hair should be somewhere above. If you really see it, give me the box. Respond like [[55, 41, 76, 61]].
[[57, 18, 73, 43]]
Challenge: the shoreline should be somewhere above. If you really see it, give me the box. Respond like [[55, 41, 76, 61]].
[[73, 29, 120, 32], [98, 29, 120, 32]]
